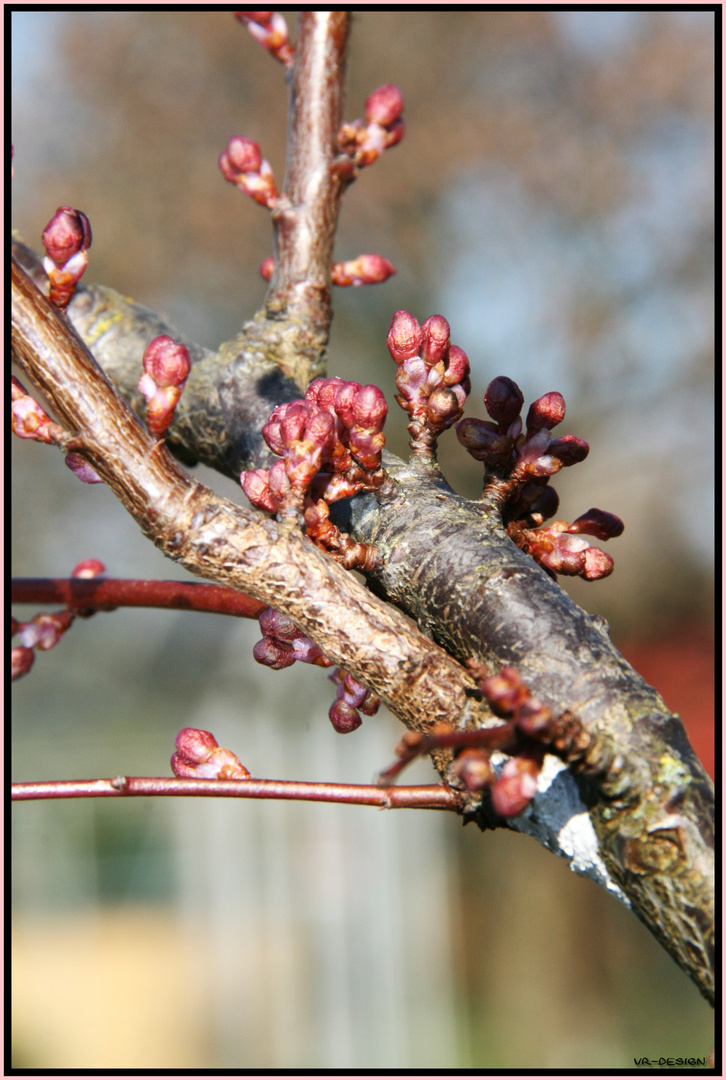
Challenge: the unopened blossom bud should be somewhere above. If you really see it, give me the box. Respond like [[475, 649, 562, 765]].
[[568, 508, 624, 540], [252, 636, 296, 668], [240, 468, 277, 512], [259, 255, 274, 281], [490, 754, 540, 818], [12, 645, 35, 680], [525, 392, 566, 436], [455, 418, 512, 464], [235, 11, 294, 66], [331, 254, 396, 287], [71, 559, 106, 579], [427, 387, 462, 428], [444, 345, 471, 388], [582, 548, 615, 580], [11, 383, 62, 444], [420, 315, 450, 365], [352, 384, 388, 430], [139, 336, 190, 439], [329, 699, 362, 733], [484, 376, 524, 428], [64, 453, 104, 484], [172, 727, 250, 780], [219, 136, 278, 207], [546, 434, 589, 467], [365, 84, 404, 128], [386, 310, 423, 363], [480, 665, 529, 717], [41, 207, 92, 309], [41, 206, 92, 267], [515, 697, 553, 736], [451, 749, 494, 792], [17, 611, 74, 651]]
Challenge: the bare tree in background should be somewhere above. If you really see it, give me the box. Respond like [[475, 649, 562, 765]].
[[12, 11, 714, 1070]]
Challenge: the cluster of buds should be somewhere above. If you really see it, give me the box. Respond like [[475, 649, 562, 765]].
[[338, 84, 405, 169], [456, 377, 623, 581], [241, 377, 388, 568], [11, 376, 103, 483], [253, 607, 332, 669], [387, 310, 471, 458], [138, 335, 191, 440], [234, 11, 294, 67], [219, 136, 278, 209], [328, 669, 381, 733], [171, 727, 251, 780], [260, 253, 397, 289], [11, 559, 105, 680], [381, 666, 588, 820], [252, 607, 380, 734], [41, 206, 92, 309]]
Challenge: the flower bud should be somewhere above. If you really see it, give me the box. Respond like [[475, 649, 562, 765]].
[[484, 376, 524, 427], [64, 453, 104, 484], [332, 254, 396, 287], [352, 384, 388, 429], [329, 699, 363, 734], [568, 508, 624, 540], [480, 665, 529, 716], [219, 135, 262, 178], [259, 255, 274, 281], [547, 434, 589, 467], [365, 84, 404, 128], [41, 207, 92, 267], [490, 755, 540, 817], [387, 310, 423, 364], [427, 387, 462, 428], [71, 559, 106, 578], [252, 636, 296, 668], [420, 315, 450, 365], [172, 727, 250, 780], [444, 345, 470, 388], [582, 548, 615, 580], [451, 749, 494, 792], [142, 336, 191, 388], [525, 392, 566, 435]]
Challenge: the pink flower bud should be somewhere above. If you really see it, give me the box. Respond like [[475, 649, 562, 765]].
[[427, 387, 462, 428], [219, 135, 263, 178], [259, 607, 297, 641], [64, 453, 104, 484], [451, 749, 494, 792], [172, 727, 250, 780], [352, 384, 387, 429], [240, 468, 277, 512], [455, 418, 511, 463], [259, 255, 274, 281], [568, 508, 624, 540], [142, 336, 191, 388], [365, 84, 404, 128], [71, 559, 106, 579], [480, 665, 529, 717], [387, 310, 423, 363], [235, 11, 294, 66], [332, 254, 396, 287], [252, 636, 296, 668], [484, 377, 524, 427], [329, 699, 362, 734], [420, 315, 450, 365], [546, 434, 589, 467], [515, 698, 552, 736], [525, 392, 566, 435], [444, 345, 470, 387], [490, 756, 540, 817], [582, 548, 615, 580], [41, 206, 92, 267], [12, 646, 35, 680]]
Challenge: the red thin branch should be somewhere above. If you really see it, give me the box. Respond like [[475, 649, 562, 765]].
[[11, 577, 267, 619], [11, 777, 461, 811]]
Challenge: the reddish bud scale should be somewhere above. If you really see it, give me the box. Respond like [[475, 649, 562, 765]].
[[172, 727, 250, 780], [12, 646, 35, 680], [71, 559, 106, 579], [331, 254, 396, 288], [41, 207, 92, 266], [219, 136, 278, 207]]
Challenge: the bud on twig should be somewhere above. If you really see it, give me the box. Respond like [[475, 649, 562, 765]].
[[138, 335, 190, 439], [235, 11, 294, 66], [41, 206, 92, 309], [219, 136, 278, 208], [171, 728, 251, 780], [337, 84, 405, 170]]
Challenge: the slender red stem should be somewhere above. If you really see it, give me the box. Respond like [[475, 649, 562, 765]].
[[11, 578, 267, 619], [11, 776, 462, 811]]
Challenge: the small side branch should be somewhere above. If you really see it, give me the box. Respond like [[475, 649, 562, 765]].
[[11, 777, 461, 811]]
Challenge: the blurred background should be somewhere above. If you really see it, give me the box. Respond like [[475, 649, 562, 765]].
[[11, 10, 714, 1069]]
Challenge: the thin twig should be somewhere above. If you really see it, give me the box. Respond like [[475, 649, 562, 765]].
[[11, 776, 461, 811], [11, 577, 267, 619]]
